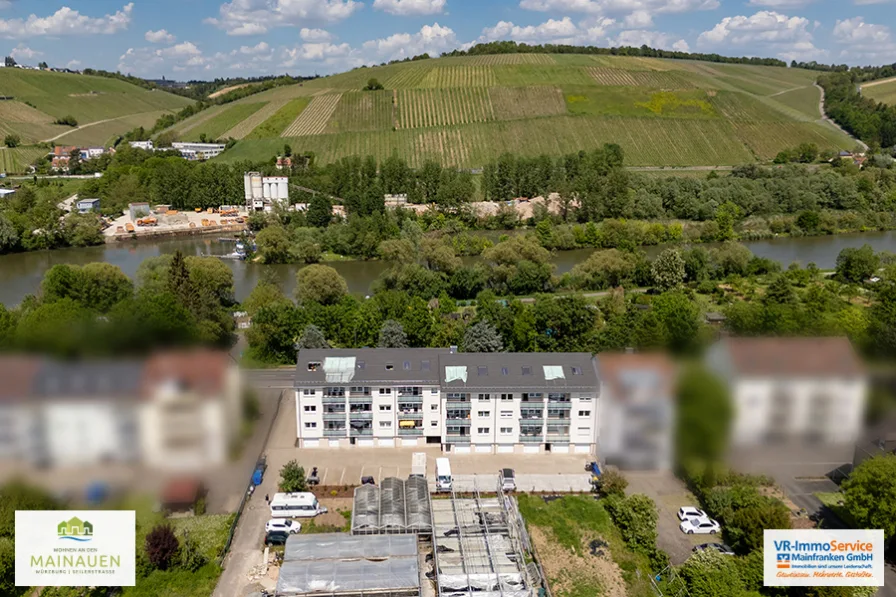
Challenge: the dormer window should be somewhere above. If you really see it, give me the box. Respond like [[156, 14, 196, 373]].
[[307, 362, 321, 372]]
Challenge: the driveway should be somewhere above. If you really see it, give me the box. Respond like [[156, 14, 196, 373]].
[[625, 471, 709, 566]]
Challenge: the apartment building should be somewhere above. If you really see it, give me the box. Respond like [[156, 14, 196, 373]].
[[293, 348, 600, 455]]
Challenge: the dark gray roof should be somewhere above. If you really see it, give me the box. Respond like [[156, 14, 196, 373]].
[[440, 352, 597, 390], [31, 360, 144, 399], [294, 348, 450, 386]]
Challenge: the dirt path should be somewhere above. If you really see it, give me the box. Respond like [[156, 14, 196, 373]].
[[769, 85, 807, 97], [42, 111, 162, 143], [859, 76, 896, 90], [814, 83, 868, 150]]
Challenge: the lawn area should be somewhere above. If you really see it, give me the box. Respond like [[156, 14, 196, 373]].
[[184, 102, 265, 142], [518, 494, 656, 597], [245, 98, 310, 139], [815, 492, 857, 527]]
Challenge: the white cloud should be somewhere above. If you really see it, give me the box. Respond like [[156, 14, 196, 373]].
[[832, 17, 896, 61], [519, 0, 718, 16], [300, 28, 333, 42], [145, 29, 176, 44], [0, 3, 132, 38], [609, 29, 689, 51], [238, 41, 270, 54], [373, 0, 446, 15], [748, 0, 814, 7], [205, 0, 361, 36], [479, 16, 616, 44], [66, 59, 81, 69], [697, 10, 824, 61], [363, 22, 459, 61], [623, 10, 652, 28], [118, 41, 212, 75], [853, 0, 895, 4], [10, 44, 42, 60]]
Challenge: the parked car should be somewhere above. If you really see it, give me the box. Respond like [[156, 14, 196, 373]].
[[677, 506, 707, 521], [265, 519, 302, 534], [680, 517, 721, 535], [264, 530, 290, 546], [499, 468, 516, 492], [693, 542, 734, 556], [252, 455, 267, 487]]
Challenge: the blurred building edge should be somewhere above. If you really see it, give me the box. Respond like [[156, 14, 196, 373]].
[[0, 350, 241, 472], [706, 337, 867, 448], [597, 352, 676, 471]]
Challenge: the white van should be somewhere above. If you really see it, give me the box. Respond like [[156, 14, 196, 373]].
[[410, 452, 427, 479], [269, 492, 328, 518], [436, 457, 452, 492]]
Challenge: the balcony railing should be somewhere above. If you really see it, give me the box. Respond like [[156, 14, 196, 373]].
[[396, 394, 423, 402], [398, 412, 423, 420], [398, 428, 423, 436], [323, 429, 346, 437], [349, 412, 373, 420], [520, 418, 544, 426], [547, 402, 572, 409], [546, 434, 570, 442], [322, 396, 346, 404], [349, 396, 373, 403], [446, 400, 470, 409], [446, 435, 471, 444], [446, 419, 471, 427], [323, 412, 346, 421], [520, 436, 544, 443], [350, 428, 373, 436]]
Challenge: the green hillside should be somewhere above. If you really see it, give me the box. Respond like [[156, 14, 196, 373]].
[[0, 68, 190, 145], [862, 77, 896, 105], [180, 54, 853, 168]]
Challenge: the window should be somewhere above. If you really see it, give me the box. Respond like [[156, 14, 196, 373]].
[[578, 410, 591, 417], [521, 366, 532, 375], [477, 411, 490, 417], [304, 405, 316, 412], [431, 421, 438, 427], [422, 360, 431, 371], [324, 387, 345, 397], [386, 363, 394, 371], [572, 366, 582, 375], [304, 422, 317, 429], [478, 393, 491, 401], [478, 366, 488, 376], [500, 427, 513, 435], [380, 421, 392, 428], [403, 361, 411, 370], [431, 388, 438, 394], [379, 405, 391, 412], [580, 395, 592, 401], [500, 410, 513, 418], [477, 427, 490, 434], [500, 393, 513, 401], [379, 388, 392, 395], [350, 386, 371, 395], [307, 362, 321, 371], [357, 360, 366, 370], [446, 392, 468, 400], [501, 367, 509, 375], [302, 389, 315, 396], [431, 404, 439, 411]]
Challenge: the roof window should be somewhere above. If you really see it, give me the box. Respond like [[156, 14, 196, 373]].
[[386, 363, 394, 371], [307, 361, 321, 371], [478, 366, 488, 376], [522, 366, 532, 375]]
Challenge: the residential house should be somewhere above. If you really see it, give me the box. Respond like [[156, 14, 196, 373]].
[[598, 352, 676, 471], [706, 337, 867, 447], [50, 146, 77, 171], [79, 147, 106, 160], [76, 198, 100, 213], [129, 140, 154, 151], [294, 348, 600, 455], [171, 142, 226, 161], [276, 156, 292, 170]]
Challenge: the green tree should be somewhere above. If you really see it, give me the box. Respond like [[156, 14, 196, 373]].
[[243, 281, 290, 318], [842, 454, 896, 541], [675, 364, 732, 467], [594, 468, 628, 498], [0, 215, 18, 253], [307, 194, 332, 228], [378, 319, 408, 348], [652, 291, 701, 352], [279, 460, 308, 492], [603, 493, 659, 556], [255, 225, 292, 264], [167, 250, 195, 311], [569, 249, 638, 290], [726, 501, 791, 554], [365, 78, 384, 90], [2, 134, 20, 148], [295, 324, 330, 349], [680, 548, 745, 597], [79, 263, 134, 312], [63, 213, 103, 247], [651, 248, 686, 291], [177, 530, 208, 572], [869, 279, 896, 357], [462, 320, 503, 352], [836, 245, 880, 284], [763, 273, 797, 305], [296, 265, 348, 305]]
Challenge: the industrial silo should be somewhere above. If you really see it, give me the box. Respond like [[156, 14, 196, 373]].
[[250, 173, 263, 200], [278, 178, 289, 202]]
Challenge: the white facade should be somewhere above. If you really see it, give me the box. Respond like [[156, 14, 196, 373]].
[[129, 140, 154, 150], [171, 142, 226, 160], [244, 172, 289, 212]]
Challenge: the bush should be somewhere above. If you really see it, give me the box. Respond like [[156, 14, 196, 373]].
[[680, 548, 744, 597], [603, 494, 658, 556], [194, 496, 206, 516], [595, 469, 628, 498], [177, 531, 208, 572], [365, 78, 384, 91], [279, 459, 308, 492], [53, 115, 78, 127], [145, 524, 179, 570], [2, 134, 20, 148]]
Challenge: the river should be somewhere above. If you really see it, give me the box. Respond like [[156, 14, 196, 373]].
[[0, 231, 894, 307]]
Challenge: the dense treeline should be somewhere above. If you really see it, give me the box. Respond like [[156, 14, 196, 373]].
[[81, 68, 167, 91], [165, 75, 316, 102], [444, 40, 786, 67], [0, 251, 235, 355], [818, 71, 896, 148], [791, 60, 896, 81]]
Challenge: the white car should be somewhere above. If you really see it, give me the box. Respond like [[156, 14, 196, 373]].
[[679, 516, 720, 535], [677, 506, 707, 521], [265, 519, 302, 534]]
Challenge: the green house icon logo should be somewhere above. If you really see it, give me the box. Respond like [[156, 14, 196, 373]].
[[58, 517, 94, 542]]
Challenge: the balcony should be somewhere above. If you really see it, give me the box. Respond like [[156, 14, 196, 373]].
[[446, 400, 470, 409], [520, 436, 544, 443], [446, 419, 471, 427], [520, 397, 544, 404], [396, 393, 423, 403], [446, 435, 471, 444], [398, 428, 424, 436], [398, 412, 423, 420], [324, 429, 346, 437], [323, 412, 346, 421], [350, 428, 373, 436], [546, 434, 570, 442], [349, 396, 373, 403], [322, 395, 346, 404], [520, 417, 544, 426], [349, 412, 373, 421], [547, 402, 572, 409]]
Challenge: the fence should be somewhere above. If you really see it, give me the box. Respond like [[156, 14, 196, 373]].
[[218, 389, 284, 565]]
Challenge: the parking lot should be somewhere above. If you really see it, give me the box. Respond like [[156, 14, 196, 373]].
[[626, 471, 709, 565]]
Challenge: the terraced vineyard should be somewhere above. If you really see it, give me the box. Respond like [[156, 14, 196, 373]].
[[223, 100, 289, 139], [179, 53, 854, 167], [0, 146, 46, 173], [183, 103, 265, 141]]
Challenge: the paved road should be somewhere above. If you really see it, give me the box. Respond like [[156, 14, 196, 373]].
[[245, 368, 295, 389]]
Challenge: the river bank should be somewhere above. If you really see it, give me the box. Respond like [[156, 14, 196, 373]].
[[1, 230, 894, 307]]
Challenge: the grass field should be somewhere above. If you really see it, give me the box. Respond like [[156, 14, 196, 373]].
[[0, 146, 46, 173], [862, 77, 896, 105], [51, 110, 172, 146], [184, 102, 265, 141], [245, 98, 310, 139], [173, 53, 853, 167]]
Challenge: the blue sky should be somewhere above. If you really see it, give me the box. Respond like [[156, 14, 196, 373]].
[[1, 0, 894, 79]]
